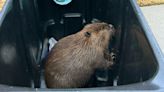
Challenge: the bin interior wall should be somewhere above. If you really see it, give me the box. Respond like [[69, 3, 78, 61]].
[[0, 0, 158, 88]]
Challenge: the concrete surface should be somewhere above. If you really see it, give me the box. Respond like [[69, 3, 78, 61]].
[[141, 4, 164, 53]]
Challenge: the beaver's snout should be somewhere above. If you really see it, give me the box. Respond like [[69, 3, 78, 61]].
[[107, 24, 115, 37], [108, 24, 115, 33], [108, 24, 114, 29]]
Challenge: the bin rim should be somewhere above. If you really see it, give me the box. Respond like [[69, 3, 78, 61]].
[[0, 0, 164, 91]]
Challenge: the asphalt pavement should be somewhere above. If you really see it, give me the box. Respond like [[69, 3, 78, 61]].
[[141, 4, 164, 53]]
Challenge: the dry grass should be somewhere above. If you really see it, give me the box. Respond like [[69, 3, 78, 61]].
[[137, 0, 164, 6], [0, 0, 6, 11]]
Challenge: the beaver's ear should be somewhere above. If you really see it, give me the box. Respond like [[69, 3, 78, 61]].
[[85, 32, 91, 37]]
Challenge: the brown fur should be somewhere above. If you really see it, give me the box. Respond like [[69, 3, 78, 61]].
[[45, 22, 115, 88]]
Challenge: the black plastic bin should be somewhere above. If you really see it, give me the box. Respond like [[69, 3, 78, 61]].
[[0, 0, 164, 91]]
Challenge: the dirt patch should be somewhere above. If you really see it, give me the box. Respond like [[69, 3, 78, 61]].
[[138, 0, 164, 6]]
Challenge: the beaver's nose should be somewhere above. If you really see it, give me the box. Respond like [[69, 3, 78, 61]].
[[108, 24, 114, 29]]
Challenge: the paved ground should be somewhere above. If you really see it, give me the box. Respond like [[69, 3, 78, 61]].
[[141, 4, 164, 53]]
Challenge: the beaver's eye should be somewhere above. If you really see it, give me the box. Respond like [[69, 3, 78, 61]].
[[85, 32, 91, 37]]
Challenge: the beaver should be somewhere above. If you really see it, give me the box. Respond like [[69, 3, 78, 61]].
[[45, 22, 115, 88]]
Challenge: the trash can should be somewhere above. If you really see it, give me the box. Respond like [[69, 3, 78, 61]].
[[0, 0, 164, 91]]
